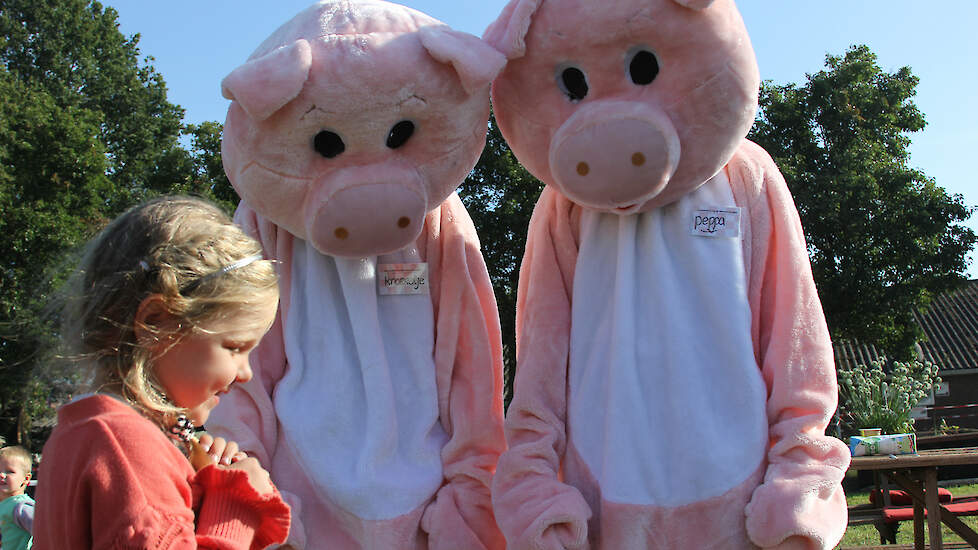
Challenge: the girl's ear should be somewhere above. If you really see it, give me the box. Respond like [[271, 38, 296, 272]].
[[133, 294, 179, 344]]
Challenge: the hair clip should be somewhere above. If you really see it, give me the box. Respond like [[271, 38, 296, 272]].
[[179, 253, 264, 294], [212, 253, 264, 277]]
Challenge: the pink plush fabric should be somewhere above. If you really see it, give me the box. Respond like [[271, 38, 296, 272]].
[[221, 0, 504, 259], [493, 143, 850, 550], [213, 197, 506, 550], [484, 0, 850, 548], [208, 2, 506, 548]]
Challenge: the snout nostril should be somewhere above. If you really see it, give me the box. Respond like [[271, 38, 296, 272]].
[[577, 162, 590, 176], [397, 217, 411, 229], [632, 152, 646, 167], [334, 227, 349, 240]]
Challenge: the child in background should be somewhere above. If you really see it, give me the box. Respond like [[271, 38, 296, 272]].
[[32, 196, 290, 549], [0, 446, 34, 550]]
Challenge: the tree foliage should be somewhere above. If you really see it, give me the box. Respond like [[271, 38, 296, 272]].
[[184, 121, 237, 212], [0, 0, 189, 204], [0, 0, 235, 446], [749, 45, 976, 358], [458, 114, 543, 404]]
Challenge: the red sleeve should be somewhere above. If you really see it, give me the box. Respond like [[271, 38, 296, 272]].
[[192, 466, 291, 550]]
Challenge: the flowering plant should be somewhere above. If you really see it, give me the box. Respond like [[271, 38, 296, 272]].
[[836, 359, 941, 435]]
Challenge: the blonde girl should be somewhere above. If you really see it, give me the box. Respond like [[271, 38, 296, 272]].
[[32, 196, 290, 549]]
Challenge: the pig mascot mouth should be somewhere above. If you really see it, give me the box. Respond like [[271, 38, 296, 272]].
[[548, 101, 680, 213], [304, 162, 428, 257]]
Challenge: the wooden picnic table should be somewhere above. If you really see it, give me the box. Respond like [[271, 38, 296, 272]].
[[848, 447, 978, 549]]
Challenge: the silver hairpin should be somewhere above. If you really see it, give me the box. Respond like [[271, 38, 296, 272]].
[[211, 253, 264, 277], [179, 253, 265, 294]]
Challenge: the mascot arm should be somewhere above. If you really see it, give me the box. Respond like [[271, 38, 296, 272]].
[[490, 188, 591, 550], [420, 194, 507, 550], [732, 142, 851, 550]]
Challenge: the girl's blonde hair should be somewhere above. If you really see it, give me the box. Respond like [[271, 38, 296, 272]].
[[61, 196, 278, 421]]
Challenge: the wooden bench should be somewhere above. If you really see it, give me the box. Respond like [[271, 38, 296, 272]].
[[848, 492, 978, 544], [882, 499, 978, 523], [870, 488, 953, 506], [847, 449, 978, 547], [852, 496, 978, 544]]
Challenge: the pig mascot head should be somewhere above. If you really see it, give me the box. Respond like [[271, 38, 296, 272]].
[[222, 0, 505, 257], [484, 0, 759, 213]]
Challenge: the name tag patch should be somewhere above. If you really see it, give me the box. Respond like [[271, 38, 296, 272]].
[[378, 263, 429, 295], [691, 207, 742, 238]]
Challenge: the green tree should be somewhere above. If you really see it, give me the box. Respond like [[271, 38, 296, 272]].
[[0, 0, 237, 445], [0, 67, 113, 447], [0, 0, 187, 205], [458, 114, 543, 405], [161, 121, 237, 213], [185, 122, 237, 212], [749, 45, 976, 358]]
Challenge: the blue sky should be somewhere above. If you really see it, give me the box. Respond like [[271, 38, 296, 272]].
[[107, 0, 977, 278]]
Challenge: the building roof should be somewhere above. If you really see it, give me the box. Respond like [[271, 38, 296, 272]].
[[914, 279, 978, 371], [834, 279, 978, 372]]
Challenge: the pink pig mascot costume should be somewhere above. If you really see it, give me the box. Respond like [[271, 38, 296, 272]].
[[484, 0, 851, 548], [206, 1, 508, 549]]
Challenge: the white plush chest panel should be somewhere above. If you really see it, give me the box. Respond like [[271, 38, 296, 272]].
[[276, 242, 447, 520], [568, 172, 768, 506]]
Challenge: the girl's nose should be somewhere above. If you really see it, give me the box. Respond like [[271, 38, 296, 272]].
[[236, 356, 253, 384]]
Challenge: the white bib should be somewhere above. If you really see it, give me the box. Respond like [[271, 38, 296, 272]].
[[276, 242, 447, 520], [568, 173, 768, 506]]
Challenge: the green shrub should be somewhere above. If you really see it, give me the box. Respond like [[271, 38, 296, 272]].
[[837, 359, 941, 435]]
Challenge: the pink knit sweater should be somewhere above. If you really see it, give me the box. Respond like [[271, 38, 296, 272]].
[[32, 395, 290, 549]]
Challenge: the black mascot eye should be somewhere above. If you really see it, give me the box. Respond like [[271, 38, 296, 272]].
[[558, 67, 589, 102], [628, 50, 659, 85], [386, 120, 415, 149], [314, 130, 345, 158]]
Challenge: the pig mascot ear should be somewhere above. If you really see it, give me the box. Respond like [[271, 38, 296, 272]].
[[482, 0, 543, 59], [221, 39, 313, 121], [418, 26, 506, 95], [671, 0, 717, 9]]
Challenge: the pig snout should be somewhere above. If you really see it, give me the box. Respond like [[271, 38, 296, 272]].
[[548, 102, 680, 211], [305, 166, 428, 258]]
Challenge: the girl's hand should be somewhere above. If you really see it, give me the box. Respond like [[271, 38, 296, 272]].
[[228, 457, 274, 495], [196, 433, 248, 466]]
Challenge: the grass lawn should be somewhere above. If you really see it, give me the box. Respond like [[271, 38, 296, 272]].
[[837, 481, 978, 548]]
